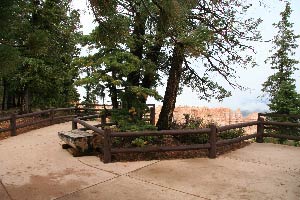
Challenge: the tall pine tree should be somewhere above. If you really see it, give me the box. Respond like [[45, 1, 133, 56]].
[[262, 2, 300, 142], [1, 0, 81, 112], [262, 2, 300, 114], [87, 1, 262, 129]]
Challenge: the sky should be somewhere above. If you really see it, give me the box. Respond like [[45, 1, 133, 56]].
[[72, 0, 300, 113]]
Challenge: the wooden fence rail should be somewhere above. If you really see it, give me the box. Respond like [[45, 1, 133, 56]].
[[110, 144, 211, 154], [72, 118, 104, 135], [258, 112, 300, 141], [263, 133, 300, 141], [259, 113, 300, 118], [216, 133, 258, 147], [110, 128, 211, 137], [0, 104, 156, 137], [2, 108, 300, 164], [73, 117, 260, 163], [0, 107, 80, 136], [70, 114, 299, 163], [264, 121, 300, 127], [217, 121, 258, 132], [0, 116, 12, 122]]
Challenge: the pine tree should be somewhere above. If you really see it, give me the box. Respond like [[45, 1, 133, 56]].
[[1, 0, 81, 112], [262, 2, 300, 142], [262, 2, 300, 115], [88, 1, 262, 129]]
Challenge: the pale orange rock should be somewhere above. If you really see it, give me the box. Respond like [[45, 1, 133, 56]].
[[155, 106, 258, 135]]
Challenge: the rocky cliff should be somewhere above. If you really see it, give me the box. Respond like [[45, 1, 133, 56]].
[[155, 106, 258, 134]]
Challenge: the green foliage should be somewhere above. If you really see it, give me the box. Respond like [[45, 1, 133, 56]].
[[110, 107, 158, 148], [175, 133, 209, 145], [265, 115, 300, 144], [93, 15, 130, 47], [131, 138, 147, 147], [263, 137, 300, 147], [268, 81, 300, 114], [262, 2, 300, 115], [261, 2, 300, 141], [294, 141, 300, 147], [171, 114, 245, 144], [218, 128, 245, 140], [0, 45, 20, 76], [111, 108, 157, 132], [1, 0, 81, 111], [0, 0, 22, 77], [86, 1, 262, 129], [171, 114, 209, 144], [131, 136, 160, 147]]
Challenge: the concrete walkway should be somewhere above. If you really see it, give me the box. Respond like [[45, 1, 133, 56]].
[[0, 122, 299, 200]]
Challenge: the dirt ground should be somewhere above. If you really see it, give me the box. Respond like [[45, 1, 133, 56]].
[[0, 122, 299, 200]]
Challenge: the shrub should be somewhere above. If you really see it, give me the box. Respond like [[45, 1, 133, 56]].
[[218, 128, 245, 140], [265, 116, 300, 144], [172, 114, 209, 144], [110, 108, 158, 147], [174, 134, 209, 144]]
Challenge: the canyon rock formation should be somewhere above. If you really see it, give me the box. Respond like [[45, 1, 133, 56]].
[[155, 106, 258, 134]]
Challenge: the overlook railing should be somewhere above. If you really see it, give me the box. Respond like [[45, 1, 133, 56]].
[[72, 113, 300, 163], [0, 104, 155, 137], [1, 108, 299, 164], [258, 113, 300, 141]]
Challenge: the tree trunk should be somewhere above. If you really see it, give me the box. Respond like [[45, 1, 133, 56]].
[[157, 43, 185, 130], [141, 8, 169, 102], [110, 70, 119, 109], [142, 42, 163, 89], [140, 43, 163, 104], [110, 86, 118, 109], [7, 92, 16, 109], [2, 78, 8, 110], [127, 11, 146, 87], [23, 87, 30, 113], [125, 11, 146, 109]]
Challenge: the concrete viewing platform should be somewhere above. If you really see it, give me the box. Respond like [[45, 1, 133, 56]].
[[0, 122, 300, 200]]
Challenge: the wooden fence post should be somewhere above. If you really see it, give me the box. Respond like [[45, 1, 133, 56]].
[[50, 109, 55, 124], [256, 117, 264, 143], [103, 128, 112, 163], [10, 114, 17, 136], [209, 124, 217, 159], [72, 119, 78, 130], [150, 107, 155, 125]]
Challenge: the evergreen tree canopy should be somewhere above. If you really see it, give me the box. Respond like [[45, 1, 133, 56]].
[[0, 0, 81, 112], [262, 2, 300, 114], [85, 0, 262, 129]]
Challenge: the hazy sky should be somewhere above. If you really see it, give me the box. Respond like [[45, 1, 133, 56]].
[[72, 1, 300, 112]]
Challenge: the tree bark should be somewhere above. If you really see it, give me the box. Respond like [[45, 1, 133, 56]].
[[157, 43, 185, 130], [125, 11, 146, 109], [141, 7, 169, 102], [127, 11, 146, 87], [23, 87, 30, 113], [7, 92, 15, 109], [2, 78, 8, 110], [140, 42, 163, 104], [110, 70, 119, 109], [142, 41, 163, 89], [142, 6, 169, 90]]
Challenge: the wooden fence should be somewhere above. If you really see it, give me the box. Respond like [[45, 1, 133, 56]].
[[2, 108, 300, 164], [72, 117, 260, 163], [0, 108, 76, 136], [72, 113, 300, 163], [0, 104, 156, 137], [258, 113, 300, 141]]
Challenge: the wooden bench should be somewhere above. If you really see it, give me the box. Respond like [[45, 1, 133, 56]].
[[58, 130, 102, 157]]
